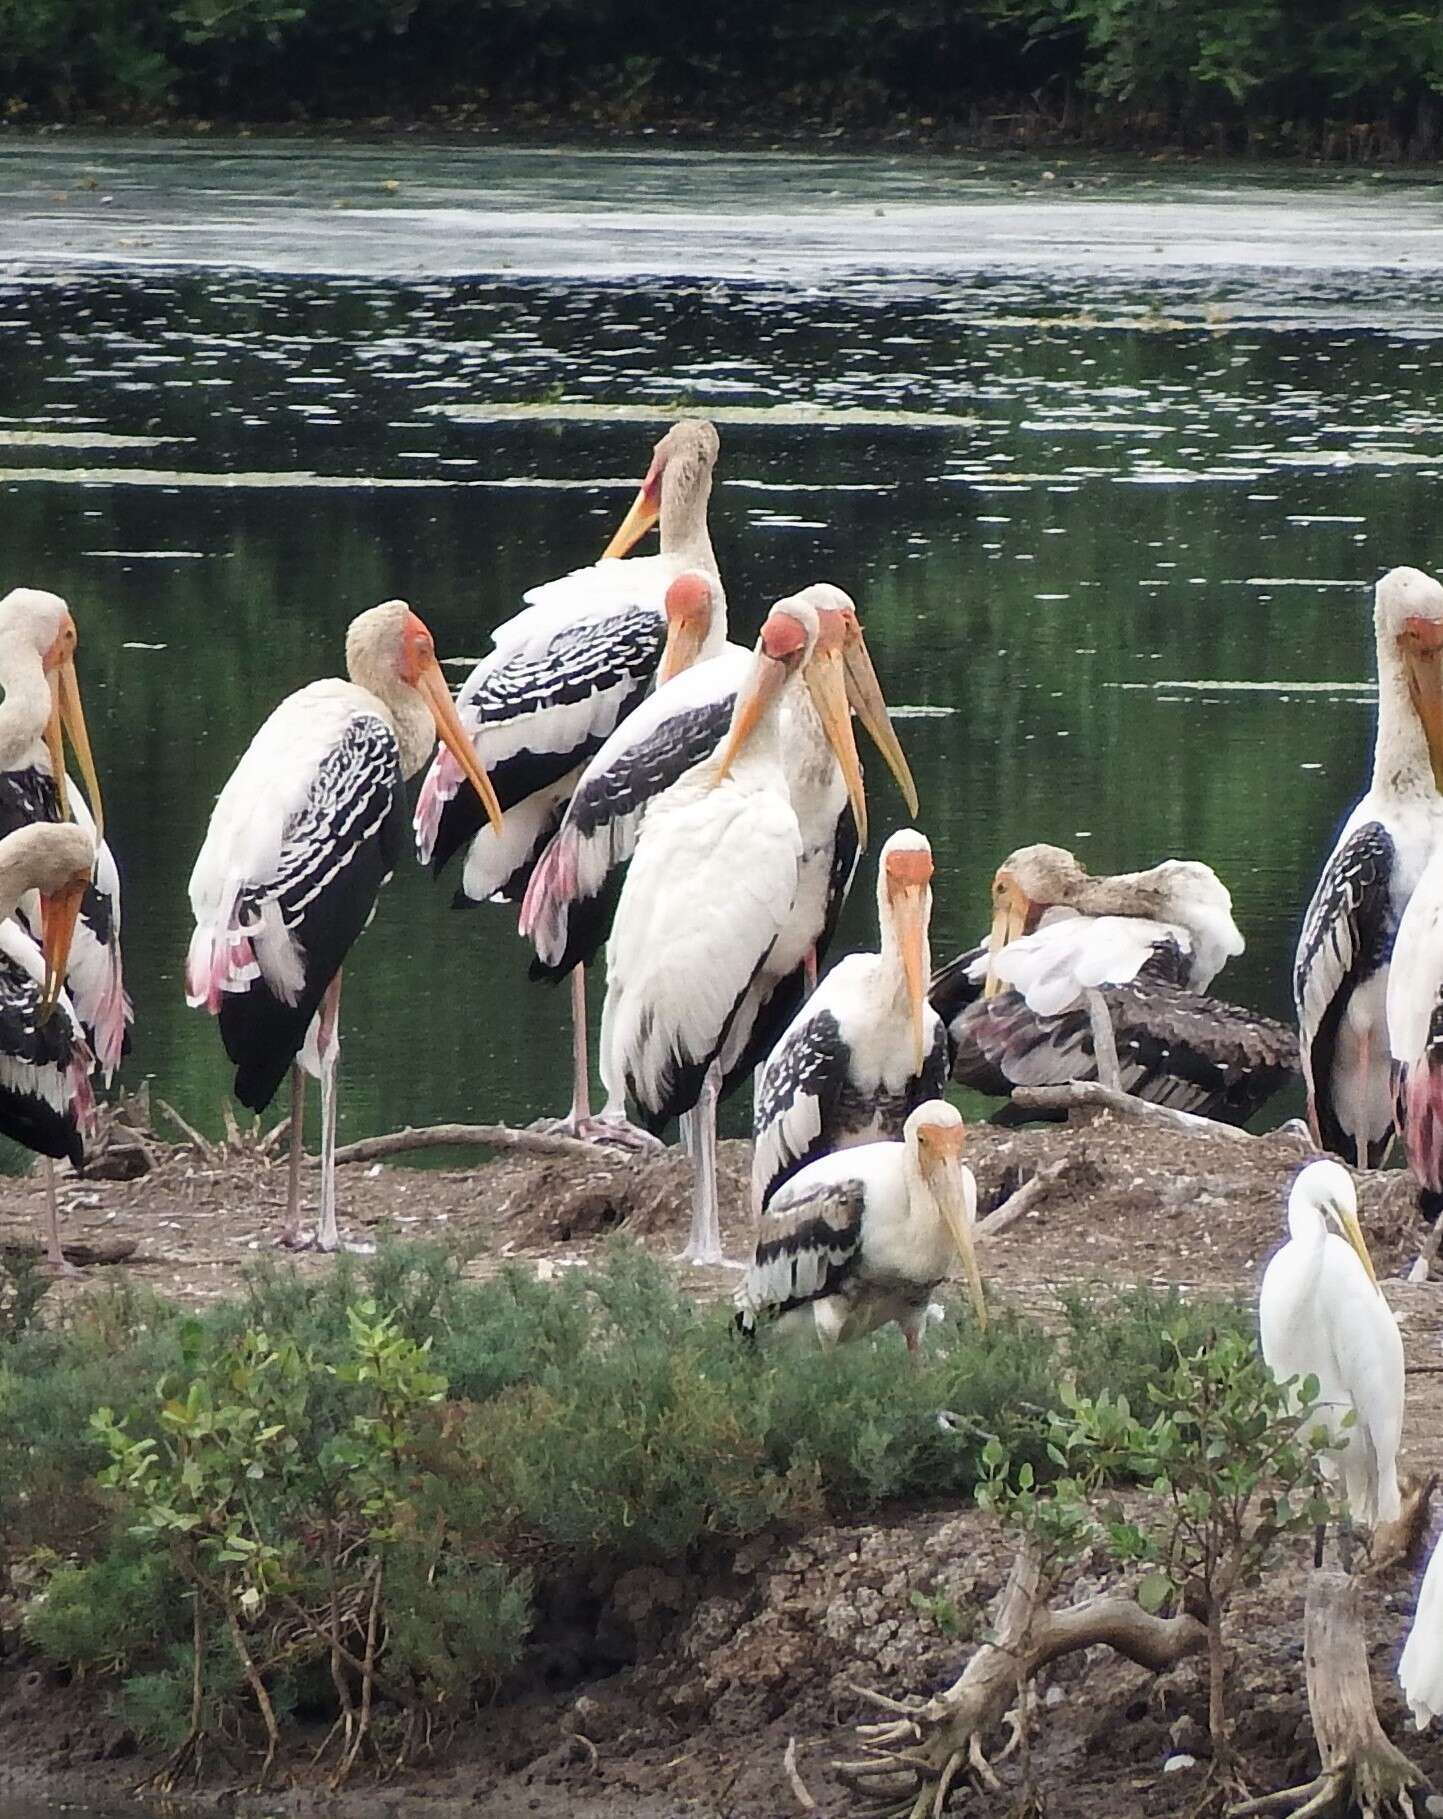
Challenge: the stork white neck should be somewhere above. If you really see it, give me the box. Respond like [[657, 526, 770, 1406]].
[[1374, 628, 1441, 802], [0, 634, 51, 772], [658, 445, 718, 576]]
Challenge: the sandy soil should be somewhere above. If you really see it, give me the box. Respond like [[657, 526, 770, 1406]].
[[3, 1101, 1443, 1818]]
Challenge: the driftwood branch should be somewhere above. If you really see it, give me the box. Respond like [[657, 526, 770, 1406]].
[[0, 1229, 138, 1266], [837, 1538, 1206, 1816], [312, 1122, 631, 1168], [977, 1159, 1076, 1239], [1231, 1569, 1427, 1819], [1010, 1081, 1270, 1146]]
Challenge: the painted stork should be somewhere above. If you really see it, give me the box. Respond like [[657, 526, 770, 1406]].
[[752, 828, 948, 1213], [186, 600, 502, 1253], [1401, 1529, 1443, 1727], [600, 591, 867, 1264], [0, 822, 97, 1270], [522, 585, 914, 1141], [1296, 565, 1443, 1168], [0, 588, 128, 1081], [929, 844, 1295, 1123], [1258, 1159, 1402, 1528], [734, 1100, 985, 1349], [414, 418, 723, 1134], [1385, 846, 1443, 1217], [715, 588, 918, 1105]]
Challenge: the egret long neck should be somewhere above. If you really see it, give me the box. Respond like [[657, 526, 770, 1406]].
[[1374, 632, 1439, 801], [0, 641, 52, 772]]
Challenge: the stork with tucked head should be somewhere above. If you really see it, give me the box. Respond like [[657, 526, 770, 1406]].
[[736, 1099, 985, 1350], [1297, 565, 1443, 1168], [751, 828, 948, 1213], [187, 599, 501, 1253]]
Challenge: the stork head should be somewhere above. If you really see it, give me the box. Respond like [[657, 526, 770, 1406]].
[[1378, 566, 1443, 791], [880, 829, 934, 1072], [904, 1100, 986, 1328], [712, 595, 820, 785], [0, 586, 104, 843], [1288, 1158, 1378, 1285], [346, 600, 503, 833], [982, 842, 1085, 997], [804, 584, 919, 819], [601, 418, 720, 561], [658, 570, 722, 684], [0, 822, 95, 1021]]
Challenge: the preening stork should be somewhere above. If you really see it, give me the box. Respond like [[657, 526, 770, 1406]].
[[187, 601, 502, 1253], [599, 591, 867, 1264], [1400, 1528, 1443, 1728], [414, 419, 723, 1134], [734, 1100, 986, 1349], [1296, 565, 1443, 1168], [1387, 847, 1443, 1217], [1258, 1159, 1403, 1529], [0, 588, 129, 1081], [752, 828, 948, 1213], [0, 822, 97, 1270], [931, 843, 1293, 1123], [522, 584, 914, 1141]]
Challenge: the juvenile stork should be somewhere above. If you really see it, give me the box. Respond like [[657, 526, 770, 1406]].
[[415, 419, 723, 1133], [735, 1100, 986, 1349], [522, 586, 913, 1140], [930, 844, 1294, 1124], [187, 601, 502, 1253], [600, 592, 867, 1264], [0, 588, 128, 1080], [752, 828, 948, 1213], [0, 822, 97, 1270], [1296, 565, 1443, 1167], [1258, 1159, 1403, 1528]]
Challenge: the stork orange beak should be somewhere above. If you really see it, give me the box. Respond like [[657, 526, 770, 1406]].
[[600, 460, 663, 561], [984, 872, 1032, 1000], [842, 628, 917, 816], [1401, 616, 1443, 792], [38, 874, 86, 1022], [805, 647, 868, 848], [412, 659, 504, 837], [43, 651, 104, 844], [887, 855, 933, 1073], [713, 649, 790, 784]]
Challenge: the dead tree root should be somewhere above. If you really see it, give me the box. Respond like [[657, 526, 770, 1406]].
[[835, 1538, 1207, 1815]]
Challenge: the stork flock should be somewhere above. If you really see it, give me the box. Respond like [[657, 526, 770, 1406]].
[[5, 421, 1443, 1368]]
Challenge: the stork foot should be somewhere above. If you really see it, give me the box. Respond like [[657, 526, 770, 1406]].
[[532, 1113, 664, 1153], [41, 1254, 84, 1278], [275, 1223, 376, 1256]]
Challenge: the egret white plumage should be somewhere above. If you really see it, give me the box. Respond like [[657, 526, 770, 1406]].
[[735, 1100, 985, 1349], [599, 590, 867, 1264], [1258, 1159, 1403, 1528], [0, 822, 97, 1269], [186, 600, 503, 1254], [0, 588, 129, 1081], [932, 843, 1291, 1122], [1296, 565, 1443, 1167], [752, 828, 947, 1213], [1399, 1528, 1443, 1728], [414, 420, 724, 1136]]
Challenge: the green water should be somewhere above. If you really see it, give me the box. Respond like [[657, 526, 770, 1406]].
[[0, 139, 1439, 1142]]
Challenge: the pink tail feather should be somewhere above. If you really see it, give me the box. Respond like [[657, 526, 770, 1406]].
[[1399, 1059, 1443, 1195], [413, 745, 463, 863], [518, 831, 579, 956]]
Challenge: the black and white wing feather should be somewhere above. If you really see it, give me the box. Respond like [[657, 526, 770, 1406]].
[[734, 1175, 866, 1334]]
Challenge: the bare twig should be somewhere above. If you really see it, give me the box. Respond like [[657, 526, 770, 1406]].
[[314, 1122, 632, 1168], [155, 1098, 219, 1162], [783, 1735, 817, 1811], [977, 1159, 1074, 1239], [1010, 1081, 1261, 1145]]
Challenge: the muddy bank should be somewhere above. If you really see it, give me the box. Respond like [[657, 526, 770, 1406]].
[[5, 1101, 1443, 1816]]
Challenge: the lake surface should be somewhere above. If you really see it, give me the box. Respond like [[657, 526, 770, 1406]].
[[1, 138, 1440, 1143]]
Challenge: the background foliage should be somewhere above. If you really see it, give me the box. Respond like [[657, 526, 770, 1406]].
[[2, 0, 1442, 151]]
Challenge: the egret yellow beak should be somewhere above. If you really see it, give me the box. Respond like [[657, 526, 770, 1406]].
[[1337, 1202, 1380, 1288]]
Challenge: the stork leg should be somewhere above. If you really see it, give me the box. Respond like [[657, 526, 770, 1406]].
[[40, 1156, 78, 1275], [286, 1064, 306, 1232], [679, 1060, 731, 1267], [804, 944, 818, 996], [316, 971, 343, 1255], [1085, 988, 1123, 1092], [545, 966, 661, 1151]]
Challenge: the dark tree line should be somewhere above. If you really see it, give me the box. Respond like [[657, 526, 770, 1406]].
[[3, 0, 1442, 154]]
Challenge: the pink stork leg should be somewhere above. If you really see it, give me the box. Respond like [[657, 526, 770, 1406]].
[[567, 965, 591, 1126], [40, 1156, 78, 1275], [286, 1064, 306, 1231], [679, 1060, 740, 1268], [560, 962, 662, 1152]]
